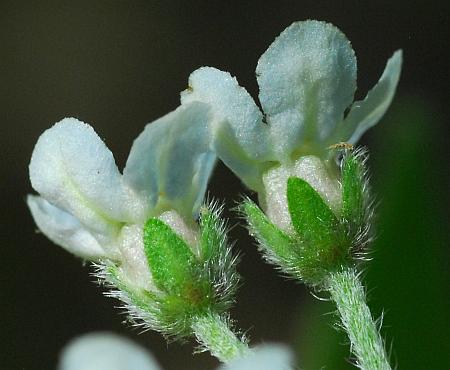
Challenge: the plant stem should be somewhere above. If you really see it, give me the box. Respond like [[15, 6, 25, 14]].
[[191, 312, 250, 362], [327, 267, 391, 370]]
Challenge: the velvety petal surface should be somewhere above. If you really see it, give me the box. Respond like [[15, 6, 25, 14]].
[[256, 20, 357, 158], [124, 102, 216, 219], [29, 118, 132, 237], [181, 67, 270, 160], [27, 195, 113, 260], [219, 344, 293, 370], [338, 50, 403, 144], [58, 333, 162, 370], [181, 67, 272, 191]]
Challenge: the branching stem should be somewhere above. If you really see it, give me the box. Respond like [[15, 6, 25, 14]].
[[327, 267, 391, 370]]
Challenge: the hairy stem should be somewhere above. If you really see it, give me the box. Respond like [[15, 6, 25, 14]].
[[191, 312, 249, 362], [327, 267, 391, 370]]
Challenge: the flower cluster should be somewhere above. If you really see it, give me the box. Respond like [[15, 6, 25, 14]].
[[28, 19, 402, 368]]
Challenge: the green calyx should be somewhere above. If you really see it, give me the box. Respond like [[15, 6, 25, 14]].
[[113, 205, 240, 339], [243, 148, 372, 287]]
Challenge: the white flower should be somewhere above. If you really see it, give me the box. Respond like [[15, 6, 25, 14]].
[[180, 20, 402, 231], [58, 333, 293, 370], [28, 102, 216, 289], [58, 333, 162, 370], [218, 344, 293, 370]]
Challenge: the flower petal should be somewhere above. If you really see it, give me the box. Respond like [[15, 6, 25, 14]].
[[181, 67, 272, 191], [58, 332, 162, 370], [256, 20, 357, 155], [116, 224, 154, 291], [219, 344, 293, 370], [27, 195, 115, 260], [213, 120, 271, 191], [29, 118, 131, 237], [338, 50, 403, 144], [124, 102, 216, 219]]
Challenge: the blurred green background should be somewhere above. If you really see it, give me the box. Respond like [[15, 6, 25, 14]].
[[1, 1, 449, 369]]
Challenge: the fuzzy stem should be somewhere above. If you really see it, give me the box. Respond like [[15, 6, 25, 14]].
[[327, 267, 391, 370], [191, 312, 250, 362]]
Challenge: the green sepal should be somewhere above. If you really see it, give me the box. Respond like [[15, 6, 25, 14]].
[[339, 148, 374, 258], [286, 177, 352, 286], [143, 218, 219, 336], [106, 264, 162, 318], [287, 177, 340, 246], [144, 218, 197, 295], [198, 205, 240, 313], [198, 205, 223, 263], [241, 199, 294, 262], [341, 150, 365, 226]]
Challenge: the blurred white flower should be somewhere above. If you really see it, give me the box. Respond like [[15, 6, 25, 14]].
[[58, 333, 161, 370], [58, 333, 293, 370], [218, 344, 293, 370], [181, 20, 401, 231]]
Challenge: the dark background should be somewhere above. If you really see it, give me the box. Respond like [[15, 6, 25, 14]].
[[1, 1, 449, 369]]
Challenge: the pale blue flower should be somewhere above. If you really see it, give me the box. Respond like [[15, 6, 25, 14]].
[[58, 333, 293, 370], [180, 20, 402, 231], [28, 102, 215, 288]]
